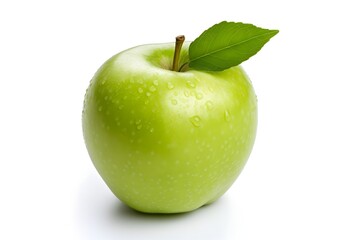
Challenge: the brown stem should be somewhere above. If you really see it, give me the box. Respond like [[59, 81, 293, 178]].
[[172, 35, 185, 72]]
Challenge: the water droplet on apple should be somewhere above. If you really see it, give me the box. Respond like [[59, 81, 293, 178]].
[[138, 87, 144, 93], [184, 91, 190, 97], [190, 115, 201, 127], [144, 100, 149, 105], [150, 128, 154, 133], [195, 92, 203, 100], [171, 99, 178, 105], [146, 92, 151, 97], [206, 101, 214, 110], [167, 82, 174, 89], [224, 110, 231, 122], [135, 119, 142, 130], [186, 80, 196, 88], [153, 80, 159, 86], [149, 86, 157, 92]]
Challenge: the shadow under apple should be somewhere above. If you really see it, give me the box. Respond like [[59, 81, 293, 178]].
[[76, 173, 230, 240]]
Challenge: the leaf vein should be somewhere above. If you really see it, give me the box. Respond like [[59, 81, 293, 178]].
[[190, 31, 276, 63]]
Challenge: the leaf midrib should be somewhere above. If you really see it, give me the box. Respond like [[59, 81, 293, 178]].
[[190, 31, 276, 63]]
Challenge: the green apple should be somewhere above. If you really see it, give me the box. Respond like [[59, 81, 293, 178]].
[[82, 42, 257, 213]]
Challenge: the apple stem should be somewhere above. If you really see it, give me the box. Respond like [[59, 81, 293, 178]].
[[172, 35, 185, 72]]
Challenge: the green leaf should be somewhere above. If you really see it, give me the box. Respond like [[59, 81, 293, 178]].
[[188, 21, 279, 71]]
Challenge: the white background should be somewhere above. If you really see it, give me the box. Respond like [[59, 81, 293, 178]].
[[1, 0, 359, 239]]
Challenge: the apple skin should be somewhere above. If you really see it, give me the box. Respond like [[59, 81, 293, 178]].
[[82, 43, 257, 213]]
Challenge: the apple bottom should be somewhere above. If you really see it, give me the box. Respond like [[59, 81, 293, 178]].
[[90, 130, 254, 214]]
